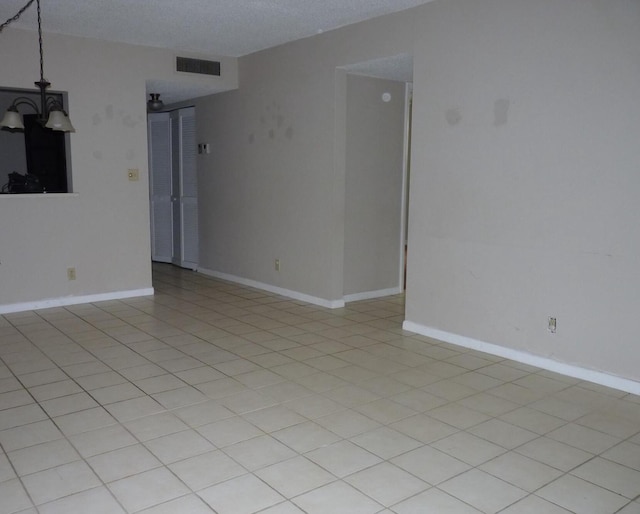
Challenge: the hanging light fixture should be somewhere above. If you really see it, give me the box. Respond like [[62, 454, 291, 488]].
[[147, 93, 164, 112], [0, 0, 75, 132]]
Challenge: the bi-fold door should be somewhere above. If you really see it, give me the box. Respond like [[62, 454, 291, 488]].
[[148, 107, 198, 270]]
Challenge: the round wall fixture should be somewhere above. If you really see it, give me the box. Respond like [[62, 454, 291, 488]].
[[382, 92, 392, 102]]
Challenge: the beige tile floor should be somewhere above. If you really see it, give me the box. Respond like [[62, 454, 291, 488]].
[[1, 263, 639, 513]]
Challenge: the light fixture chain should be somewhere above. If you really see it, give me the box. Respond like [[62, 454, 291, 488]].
[[37, 0, 44, 81], [0, 0, 37, 33], [0, 0, 75, 133]]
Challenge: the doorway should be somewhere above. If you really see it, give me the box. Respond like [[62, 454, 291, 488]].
[[148, 107, 198, 270], [340, 54, 413, 303]]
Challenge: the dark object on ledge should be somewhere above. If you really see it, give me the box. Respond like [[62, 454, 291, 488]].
[[2, 172, 44, 193]]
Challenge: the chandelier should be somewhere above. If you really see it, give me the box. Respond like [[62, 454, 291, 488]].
[[0, 0, 75, 132]]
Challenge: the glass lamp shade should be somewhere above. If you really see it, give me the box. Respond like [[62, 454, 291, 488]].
[[0, 108, 25, 130], [45, 109, 76, 132]]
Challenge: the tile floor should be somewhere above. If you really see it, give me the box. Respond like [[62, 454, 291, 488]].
[[1, 263, 639, 513]]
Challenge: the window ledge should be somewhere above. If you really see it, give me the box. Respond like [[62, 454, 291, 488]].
[[0, 192, 79, 199]]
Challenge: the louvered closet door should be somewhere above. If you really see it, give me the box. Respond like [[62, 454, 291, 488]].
[[149, 107, 198, 269], [148, 113, 172, 263], [171, 112, 182, 267], [177, 107, 198, 269]]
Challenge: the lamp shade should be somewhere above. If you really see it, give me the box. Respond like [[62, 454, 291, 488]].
[[45, 109, 76, 132], [0, 108, 25, 130]]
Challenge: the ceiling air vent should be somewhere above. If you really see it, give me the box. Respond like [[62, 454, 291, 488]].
[[176, 57, 221, 76]]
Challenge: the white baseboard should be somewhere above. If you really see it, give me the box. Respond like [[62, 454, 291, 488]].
[[198, 268, 345, 309], [344, 286, 403, 303], [403, 321, 640, 396], [0, 288, 155, 315]]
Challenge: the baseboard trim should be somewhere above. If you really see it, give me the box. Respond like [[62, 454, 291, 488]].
[[403, 321, 640, 396], [344, 286, 403, 303], [0, 288, 155, 315], [198, 268, 345, 309]]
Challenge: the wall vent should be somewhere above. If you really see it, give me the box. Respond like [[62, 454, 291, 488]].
[[176, 57, 221, 76]]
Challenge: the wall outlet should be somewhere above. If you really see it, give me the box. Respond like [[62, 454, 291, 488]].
[[67, 267, 76, 281], [548, 317, 557, 333], [127, 168, 139, 181], [275, 259, 280, 271]]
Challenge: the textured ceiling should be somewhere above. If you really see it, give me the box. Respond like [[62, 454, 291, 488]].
[[1, 0, 433, 57], [2, 0, 426, 103]]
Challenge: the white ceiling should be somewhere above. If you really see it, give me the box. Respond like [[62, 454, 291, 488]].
[[2, 0, 433, 57], [2, 0, 427, 103]]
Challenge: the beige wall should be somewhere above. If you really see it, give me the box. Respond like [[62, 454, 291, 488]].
[[0, 29, 237, 309], [189, 0, 640, 385], [188, 9, 417, 304], [406, 0, 640, 384]]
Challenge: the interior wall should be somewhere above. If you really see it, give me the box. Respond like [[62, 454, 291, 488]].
[[406, 0, 640, 383], [344, 74, 406, 298], [186, 0, 640, 385], [188, 9, 417, 303], [0, 28, 237, 310]]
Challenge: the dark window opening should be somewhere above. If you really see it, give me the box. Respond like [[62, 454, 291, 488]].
[[1, 87, 72, 194]]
